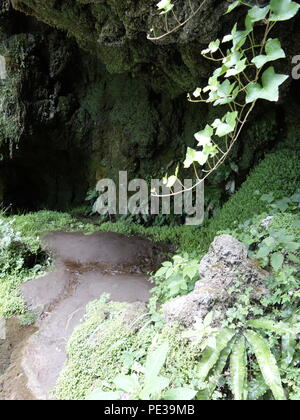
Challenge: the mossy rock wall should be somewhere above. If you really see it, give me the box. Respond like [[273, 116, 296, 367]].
[[0, 1, 299, 210]]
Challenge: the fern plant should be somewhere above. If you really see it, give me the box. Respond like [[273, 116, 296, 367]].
[[194, 315, 300, 400]]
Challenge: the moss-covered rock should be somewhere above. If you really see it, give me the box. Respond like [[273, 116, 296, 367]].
[[54, 297, 201, 400]]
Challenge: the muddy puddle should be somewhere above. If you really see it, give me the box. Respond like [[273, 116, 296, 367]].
[[0, 231, 168, 400]]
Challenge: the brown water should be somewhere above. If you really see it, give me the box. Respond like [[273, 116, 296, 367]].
[[0, 231, 167, 400]]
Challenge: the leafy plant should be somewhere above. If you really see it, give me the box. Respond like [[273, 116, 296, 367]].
[[155, 0, 299, 191], [194, 317, 300, 400], [150, 253, 200, 303], [86, 342, 196, 400]]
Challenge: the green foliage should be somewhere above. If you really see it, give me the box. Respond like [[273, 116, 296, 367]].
[[150, 253, 199, 304], [54, 178, 300, 400], [230, 336, 247, 400], [92, 147, 300, 256], [0, 215, 51, 316], [161, 0, 299, 188], [54, 298, 203, 400], [0, 210, 95, 317], [201, 148, 300, 252], [87, 342, 196, 400]]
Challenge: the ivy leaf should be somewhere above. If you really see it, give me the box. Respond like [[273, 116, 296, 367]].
[[203, 143, 218, 157], [194, 125, 214, 146], [270, 251, 284, 271], [252, 38, 285, 69], [184, 147, 208, 168], [165, 175, 178, 188], [157, 0, 174, 14], [247, 5, 270, 22], [203, 75, 219, 93], [231, 23, 251, 51], [193, 87, 202, 98], [212, 79, 239, 105], [245, 66, 288, 103], [245, 330, 286, 400], [201, 39, 220, 55], [225, 0, 241, 14], [212, 111, 238, 137], [225, 58, 247, 78], [269, 0, 300, 21], [222, 34, 233, 43]]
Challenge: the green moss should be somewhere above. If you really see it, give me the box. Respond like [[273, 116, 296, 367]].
[[0, 271, 28, 317], [0, 33, 32, 149], [195, 147, 300, 252], [54, 297, 201, 400], [0, 210, 97, 316], [8, 210, 94, 251], [54, 299, 154, 400]]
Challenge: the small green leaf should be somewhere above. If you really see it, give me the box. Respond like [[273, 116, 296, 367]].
[[165, 175, 178, 188], [141, 376, 170, 399], [247, 5, 270, 22], [269, 0, 300, 21], [252, 38, 285, 69], [270, 252, 284, 271], [184, 147, 208, 168], [222, 34, 233, 43], [114, 374, 139, 393], [194, 125, 214, 146], [157, 0, 174, 14], [246, 66, 288, 103], [225, 0, 241, 14], [144, 342, 169, 382], [212, 111, 238, 137], [201, 39, 220, 55], [163, 387, 197, 400], [203, 311, 214, 328], [193, 87, 202, 97]]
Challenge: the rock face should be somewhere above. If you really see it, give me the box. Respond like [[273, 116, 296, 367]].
[[0, 0, 299, 209], [163, 234, 269, 326]]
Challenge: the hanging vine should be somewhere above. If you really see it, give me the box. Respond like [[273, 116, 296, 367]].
[[149, 0, 300, 195]]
